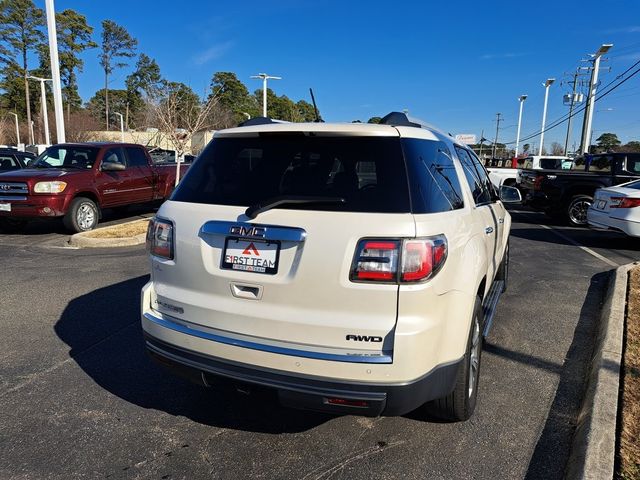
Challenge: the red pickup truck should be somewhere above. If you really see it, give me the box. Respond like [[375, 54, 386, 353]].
[[0, 142, 190, 232]]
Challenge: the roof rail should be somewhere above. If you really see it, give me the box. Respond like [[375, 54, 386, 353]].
[[238, 117, 291, 127], [379, 112, 432, 129]]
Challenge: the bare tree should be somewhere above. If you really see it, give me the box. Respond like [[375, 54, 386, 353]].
[[145, 82, 230, 184], [550, 142, 564, 156]]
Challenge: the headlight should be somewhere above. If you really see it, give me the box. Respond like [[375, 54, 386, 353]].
[[34, 181, 67, 193]]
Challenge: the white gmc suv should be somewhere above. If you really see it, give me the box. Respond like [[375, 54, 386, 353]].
[[142, 112, 520, 421]]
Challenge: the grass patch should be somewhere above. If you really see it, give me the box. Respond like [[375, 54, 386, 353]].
[[618, 265, 640, 479], [83, 219, 149, 239]]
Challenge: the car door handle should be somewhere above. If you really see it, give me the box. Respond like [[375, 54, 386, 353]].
[[485, 226, 494, 234], [498, 218, 504, 224]]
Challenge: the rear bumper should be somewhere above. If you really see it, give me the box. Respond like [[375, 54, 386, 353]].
[[144, 333, 461, 416], [587, 208, 640, 237], [522, 190, 551, 210], [0, 194, 69, 217]]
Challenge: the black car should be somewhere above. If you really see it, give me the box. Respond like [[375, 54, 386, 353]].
[[0, 148, 36, 172]]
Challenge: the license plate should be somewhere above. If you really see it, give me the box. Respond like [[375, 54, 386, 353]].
[[597, 200, 606, 210], [222, 238, 280, 275], [0, 203, 10, 212]]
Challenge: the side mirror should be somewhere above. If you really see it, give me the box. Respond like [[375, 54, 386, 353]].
[[499, 185, 522, 204], [102, 161, 126, 172]]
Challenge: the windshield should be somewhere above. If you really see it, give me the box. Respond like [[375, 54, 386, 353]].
[[32, 146, 99, 169], [171, 135, 412, 213]]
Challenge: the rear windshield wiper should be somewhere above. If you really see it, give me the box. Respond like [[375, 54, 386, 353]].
[[245, 195, 346, 219]]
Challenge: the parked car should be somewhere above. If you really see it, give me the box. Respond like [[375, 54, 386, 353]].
[[518, 152, 640, 226], [487, 155, 571, 190], [0, 148, 35, 171], [142, 112, 520, 422], [0, 142, 190, 232], [587, 179, 640, 236]]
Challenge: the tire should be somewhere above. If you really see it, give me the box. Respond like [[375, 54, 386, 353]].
[[566, 194, 593, 227], [496, 241, 509, 293], [63, 197, 99, 233], [425, 296, 484, 422]]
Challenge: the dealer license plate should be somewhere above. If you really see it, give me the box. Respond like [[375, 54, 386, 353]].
[[0, 203, 11, 212], [222, 238, 280, 275]]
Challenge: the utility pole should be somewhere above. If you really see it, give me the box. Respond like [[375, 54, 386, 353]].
[[27, 76, 52, 145], [45, 0, 66, 143], [563, 71, 579, 156], [515, 95, 527, 157], [251, 73, 282, 117], [8, 112, 20, 146], [539, 78, 555, 156], [492, 113, 502, 159], [579, 44, 613, 154]]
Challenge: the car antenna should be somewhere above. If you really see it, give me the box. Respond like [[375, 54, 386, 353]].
[[309, 88, 322, 122]]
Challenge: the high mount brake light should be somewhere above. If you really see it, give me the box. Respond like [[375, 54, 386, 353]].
[[146, 218, 174, 260], [610, 197, 640, 208], [350, 236, 447, 284]]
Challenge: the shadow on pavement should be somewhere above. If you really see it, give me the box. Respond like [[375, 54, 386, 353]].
[[521, 271, 610, 479], [510, 226, 640, 252], [54, 275, 333, 434]]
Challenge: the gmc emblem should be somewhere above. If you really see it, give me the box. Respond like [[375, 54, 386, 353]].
[[0, 184, 10, 191], [229, 225, 266, 238], [346, 334, 383, 343]]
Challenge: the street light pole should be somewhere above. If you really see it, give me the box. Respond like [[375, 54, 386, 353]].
[[579, 43, 613, 154], [538, 78, 555, 156], [492, 113, 502, 159], [45, 0, 66, 143], [8, 112, 20, 146], [515, 95, 527, 157], [251, 73, 282, 117], [113, 112, 125, 142], [27, 76, 52, 145]]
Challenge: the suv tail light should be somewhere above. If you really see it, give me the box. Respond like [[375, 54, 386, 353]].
[[350, 235, 447, 284], [609, 197, 640, 208], [146, 218, 174, 260]]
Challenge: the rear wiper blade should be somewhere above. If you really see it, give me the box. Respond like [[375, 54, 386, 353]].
[[245, 195, 346, 219]]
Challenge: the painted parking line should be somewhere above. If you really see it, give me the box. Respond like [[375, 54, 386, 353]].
[[537, 223, 620, 268]]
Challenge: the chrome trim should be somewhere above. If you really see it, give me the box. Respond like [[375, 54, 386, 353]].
[[143, 311, 393, 364], [485, 226, 494, 234], [0, 195, 26, 201], [200, 220, 307, 242], [0, 182, 28, 194]]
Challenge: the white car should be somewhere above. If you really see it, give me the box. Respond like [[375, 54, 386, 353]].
[[142, 112, 520, 422], [587, 180, 640, 236]]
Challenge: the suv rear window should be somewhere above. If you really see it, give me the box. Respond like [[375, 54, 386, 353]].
[[172, 135, 412, 213]]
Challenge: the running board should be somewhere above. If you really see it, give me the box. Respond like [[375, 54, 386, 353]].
[[482, 280, 505, 337]]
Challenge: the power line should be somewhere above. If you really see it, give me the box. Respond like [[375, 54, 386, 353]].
[[502, 59, 640, 145]]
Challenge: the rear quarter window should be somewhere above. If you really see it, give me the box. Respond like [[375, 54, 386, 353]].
[[171, 135, 412, 213], [402, 139, 464, 213]]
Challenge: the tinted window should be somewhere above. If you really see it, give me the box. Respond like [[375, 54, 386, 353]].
[[172, 135, 411, 213], [102, 148, 127, 167], [126, 147, 149, 167], [625, 154, 640, 174], [469, 150, 497, 199], [589, 155, 612, 173], [32, 146, 99, 169], [539, 158, 564, 169], [402, 139, 464, 213], [0, 155, 20, 170], [456, 147, 492, 204]]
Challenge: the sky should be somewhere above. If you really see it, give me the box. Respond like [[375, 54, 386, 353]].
[[41, 0, 640, 147]]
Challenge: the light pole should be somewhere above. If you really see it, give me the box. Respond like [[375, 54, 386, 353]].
[[113, 112, 125, 142], [8, 112, 20, 146], [492, 113, 502, 159], [538, 78, 555, 155], [515, 95, 527, 157], [580, 43, 613, 154], [44, 0, 65, 143], [250, 73, 282, 117], [27, 75, 52, 145]]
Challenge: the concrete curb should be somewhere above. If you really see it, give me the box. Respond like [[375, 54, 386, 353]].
[[68, 219, 149, 248], [565, 262, 636, 480]]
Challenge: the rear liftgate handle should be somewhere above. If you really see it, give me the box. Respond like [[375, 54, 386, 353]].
[[230, 283, 263, 300]]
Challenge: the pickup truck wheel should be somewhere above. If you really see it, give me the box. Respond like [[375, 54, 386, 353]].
[[566, 195, 593, 227], [63, 197, 99, 233], [425, 296, 483, 422]]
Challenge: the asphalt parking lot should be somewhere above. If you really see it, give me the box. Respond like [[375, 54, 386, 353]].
[[1, 208, 638, 480]]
